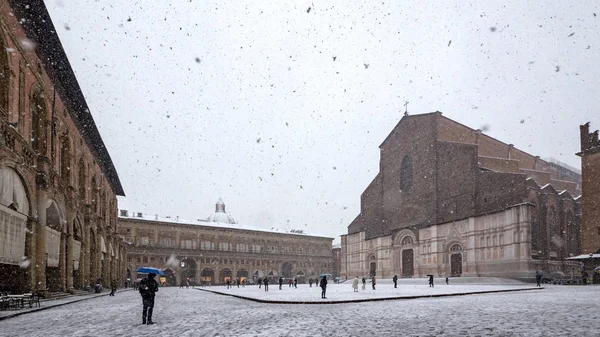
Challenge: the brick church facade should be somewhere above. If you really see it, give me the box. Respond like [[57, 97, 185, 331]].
[[578, 122, 600, 255], [341, 112, 582, 279], [0, 0, 126, 294]]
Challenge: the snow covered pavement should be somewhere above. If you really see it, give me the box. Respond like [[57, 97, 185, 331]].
[[202, 281, 538, 303], [1, 284, 598, 336]]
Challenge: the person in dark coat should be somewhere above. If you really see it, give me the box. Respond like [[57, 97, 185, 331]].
[[535, 270, 542, 287], [371, 276, 376, 290], [279, 277, 284, 290], [109, 279, 117, 296], [294, 278, 298, 289], [139, 273, 159, 325], [320, 276, 327, 299], [226, 278, 231, 289], [428, 275, 434, 287], [445, 277, 449, 285], [309, 278, 313, 287], [258, 277, 262, 289], [263, 277, 269, 291], [393, 275, 398, 288]]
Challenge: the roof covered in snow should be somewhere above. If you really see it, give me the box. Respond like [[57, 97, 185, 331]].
[[118, 210, 333, 240]]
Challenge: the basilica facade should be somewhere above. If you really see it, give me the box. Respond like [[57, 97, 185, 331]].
[[117, 199, 334, 285], [341, 112, 582, 279], [0, 1, 126, 294]]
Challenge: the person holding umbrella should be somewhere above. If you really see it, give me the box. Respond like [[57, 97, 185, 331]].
[[139, 272, 159, 325], [428, 274, 434, 287]]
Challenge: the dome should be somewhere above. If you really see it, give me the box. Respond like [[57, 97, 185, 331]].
[[207, 198, 236, 224]]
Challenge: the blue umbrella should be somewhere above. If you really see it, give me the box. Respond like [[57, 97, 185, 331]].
[[137, 267, 166, 276], [320, 273, 332, 278]]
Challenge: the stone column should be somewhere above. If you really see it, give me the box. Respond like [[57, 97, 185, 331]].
[[82, 216, 91, 288], [35, 190, 47, 295], [65, 214, 74, 291], [59, 232, 67, 291], [25, 217, 37, 292]]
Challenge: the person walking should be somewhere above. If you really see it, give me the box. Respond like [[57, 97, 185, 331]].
[[264, 277, 269, 291], [226, 278, 231, 289], [308, 278, 313, 287], [279, 277, 284, 290], [371, 276, 376, 290], [352, 276, 359, 292], [428, 275, 434, 287], [393, 275, 398, 289], [139, 272, 159, 325], [110, 279, 117, 296], [361, 276, 366, 291], [258, 277, 262, 289], [294, 278, 298, 289], [535, 270, 542, 287], [320, 276, 328, 299], [445, 277, 449, 285]]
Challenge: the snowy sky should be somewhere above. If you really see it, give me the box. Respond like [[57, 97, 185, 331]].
[[43, 1, 600, 242]]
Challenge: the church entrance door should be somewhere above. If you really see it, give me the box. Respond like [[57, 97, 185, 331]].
[[369, 262, 377, 277], [451, 253, 462, 276], [402, 249, 414, 277]]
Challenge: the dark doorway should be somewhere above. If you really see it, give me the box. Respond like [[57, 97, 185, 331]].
[[402, 249, 414, 277], [282, 262, 293, 278], [200, 268, 214, 284], [369, 262, 377, 277], [451, 253, 462, 276]]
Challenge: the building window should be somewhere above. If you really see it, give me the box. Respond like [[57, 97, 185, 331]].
[[400, 155, 413, 191], [30, 91, 48, 154]]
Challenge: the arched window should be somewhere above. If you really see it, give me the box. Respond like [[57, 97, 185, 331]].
[[31, 91, 48, 154], [400, 155, 413, 191], [90, 177, 97, 212], [60, 134, 71, 181], [0, 34, 9, 115], [78, 158, 86, 201], [401, 236, 413, 245]]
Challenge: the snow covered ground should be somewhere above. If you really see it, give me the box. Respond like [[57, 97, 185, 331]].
[[1, 283, 598, 336], [202, 280, 537, 303]]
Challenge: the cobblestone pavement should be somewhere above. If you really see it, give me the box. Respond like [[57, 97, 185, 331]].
[[1, 285, 597, 336]]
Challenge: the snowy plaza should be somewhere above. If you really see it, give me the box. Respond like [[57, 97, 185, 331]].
[[1, 279, 598, 336]]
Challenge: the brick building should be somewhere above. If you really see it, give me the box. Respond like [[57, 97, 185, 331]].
[[117, 199, 334, 285], [577, 122, 600, 254], [0, 0, 126, 294], [341, 112, 581, 279]]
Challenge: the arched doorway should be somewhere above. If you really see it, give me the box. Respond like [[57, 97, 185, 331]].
[[164, 268, 176, 286], [45, 201, 63, 291], [200, 268, 215, 285], [236, 269, 249, 283], [179, 257, 197, 284], [0, 167, 31, 293], [219, 268, 232, 284], [367, 255, 377, 277], [281, 262, 293, 278], [449, 244, 463, 276]]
